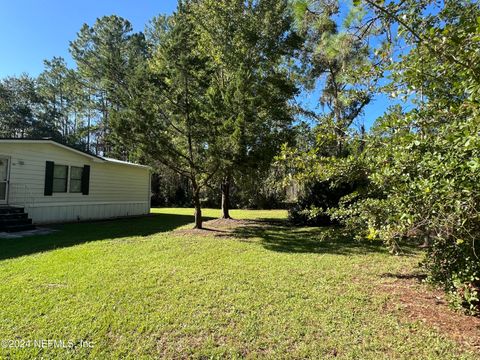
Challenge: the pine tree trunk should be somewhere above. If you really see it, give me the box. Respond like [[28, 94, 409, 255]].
[[221, 175, 231, 219], [193, 191, 203, 229]]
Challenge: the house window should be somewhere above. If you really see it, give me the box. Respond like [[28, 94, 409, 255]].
[[53, 165, 68, 193], [70, 166, 83, 193]]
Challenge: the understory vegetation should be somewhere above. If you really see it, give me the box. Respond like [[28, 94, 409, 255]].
[[1, 0, 479, 313]]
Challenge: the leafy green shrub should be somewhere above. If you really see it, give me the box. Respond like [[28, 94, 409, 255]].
[[325, 114, 480, 314], [281, 0, 480, 314]]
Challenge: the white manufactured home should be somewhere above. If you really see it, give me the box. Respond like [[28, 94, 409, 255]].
[[0, 139, 151, 226]]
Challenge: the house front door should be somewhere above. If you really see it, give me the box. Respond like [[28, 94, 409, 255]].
[[0, 156, 10, 204]]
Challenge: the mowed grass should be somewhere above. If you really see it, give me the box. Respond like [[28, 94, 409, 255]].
[[0, 208, 475, 359]]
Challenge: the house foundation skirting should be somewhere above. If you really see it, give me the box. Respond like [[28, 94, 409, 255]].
[[24, 202, 150, 224]]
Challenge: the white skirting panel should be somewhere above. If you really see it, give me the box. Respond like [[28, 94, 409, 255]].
[[24, 202, 150, 224]]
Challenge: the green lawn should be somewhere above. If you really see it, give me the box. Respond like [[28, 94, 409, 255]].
[[0, 208, 475, 359]]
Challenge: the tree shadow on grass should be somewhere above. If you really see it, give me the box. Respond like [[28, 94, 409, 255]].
[[0, 212, 213, 262], [381, 272, 427, 282], [231, 219, 408, 256]]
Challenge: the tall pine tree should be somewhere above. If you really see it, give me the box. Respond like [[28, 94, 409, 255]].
[[113, 1, 220, 229], [193, 0, 300, 218]]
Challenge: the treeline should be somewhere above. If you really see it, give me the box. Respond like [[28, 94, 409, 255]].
[[0, 16, 146, 156], [1, 0, 479, 313]]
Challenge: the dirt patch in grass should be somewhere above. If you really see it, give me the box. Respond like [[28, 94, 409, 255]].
[[173, 218, 257, 238], [381, 273, 480, 353]]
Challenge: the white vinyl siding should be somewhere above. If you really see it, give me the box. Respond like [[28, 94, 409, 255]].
[[0, 142, 150, 224]]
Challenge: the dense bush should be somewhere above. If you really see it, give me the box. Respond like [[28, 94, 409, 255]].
[[330, 114, 480, 314], [282, 0, 480, 315]]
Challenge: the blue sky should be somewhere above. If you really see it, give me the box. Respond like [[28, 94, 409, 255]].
[[0, 0, 395, 128], [0, 0, 177, 77]]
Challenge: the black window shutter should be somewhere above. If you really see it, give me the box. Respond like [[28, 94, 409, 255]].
[[44, 161, 54, 196], [81, 165, 90, 195]]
